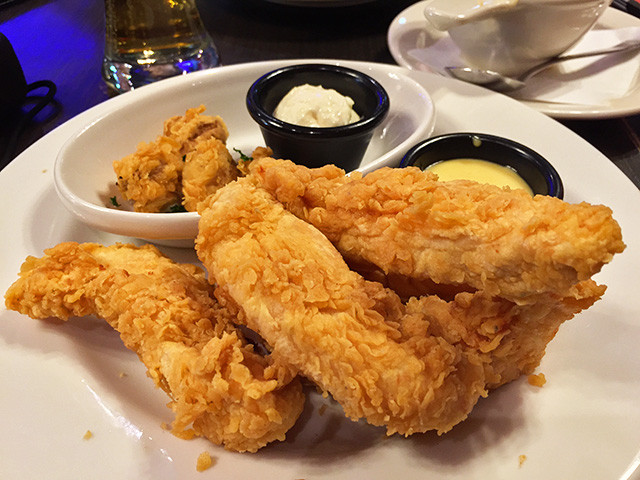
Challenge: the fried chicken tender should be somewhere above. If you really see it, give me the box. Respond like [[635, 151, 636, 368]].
[[113, 105, 237, 213], [114, 135, 184, 213], [403, 280, 605, 388], [196, 180, 490, 436], [163, 104, 229, 153], [182, 137, 240, 212], [247, 158, 625, 304], [196, 178, 613, 435], [4, 242, 304, 453]]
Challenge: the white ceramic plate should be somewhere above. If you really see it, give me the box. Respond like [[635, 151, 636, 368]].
[[53, 61, 435, 247], [388, 3, 640, 119], [1, 60, 639, 480]]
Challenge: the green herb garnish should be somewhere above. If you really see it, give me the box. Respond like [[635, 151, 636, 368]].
[[233, 148, 253, 162], [110, 196, 121, 207]]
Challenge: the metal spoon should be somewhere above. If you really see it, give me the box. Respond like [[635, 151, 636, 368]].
[[445, 39, 640, 93]]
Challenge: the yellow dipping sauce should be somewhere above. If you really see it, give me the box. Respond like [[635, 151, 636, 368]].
[[427, 158, 534, 195]]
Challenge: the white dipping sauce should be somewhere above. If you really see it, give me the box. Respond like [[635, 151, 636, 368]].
[[273, 84, 360, 128]]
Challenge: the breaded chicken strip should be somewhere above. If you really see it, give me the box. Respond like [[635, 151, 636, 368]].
[[402, 280, 605, 388], [113, 105, 234, 213], [114, 135, 184, 213], [4, 242, 304, 453], [247, 158, 625, 304], [197, 180, 490, 436], [182, 137, 239, 212], [196, 180, 608, 435], [163, 104, 229, 154]]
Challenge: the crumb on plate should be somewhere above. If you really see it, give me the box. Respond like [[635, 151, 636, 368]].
[[527, 373, 546, 387], [161, 421, 198, 440], [518, 454, 527, 467], [173, 427, 197, 440], [196, 451, 215, 472], [83, 430, 93, 440]]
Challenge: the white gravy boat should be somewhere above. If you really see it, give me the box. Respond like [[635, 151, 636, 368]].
[[424, 0, 613, 76]]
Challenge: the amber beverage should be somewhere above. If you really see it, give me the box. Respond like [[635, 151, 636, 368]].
[[102, 0, 219, 93]]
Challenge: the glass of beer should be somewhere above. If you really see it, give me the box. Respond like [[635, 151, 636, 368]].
[[102, 0, 220, 93]]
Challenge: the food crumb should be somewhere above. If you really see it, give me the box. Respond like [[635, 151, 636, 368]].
[[42, 169, 47, 173], [173, 428, 197, 440], [83, 430, 93, 440], [119, 371, 127, 378], [196, 451, 215, 472], [518, 454, 527, 467], [318, 404, 328, 416], [161, 421, 198, 440], [527, 373, 546, 387]]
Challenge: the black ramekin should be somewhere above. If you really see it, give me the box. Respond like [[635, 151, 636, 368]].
[[246, 63, 390, 172], [400, 132, 564, 198]]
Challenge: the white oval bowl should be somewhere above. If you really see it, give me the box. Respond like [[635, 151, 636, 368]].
[[54, 60, 436, 247]]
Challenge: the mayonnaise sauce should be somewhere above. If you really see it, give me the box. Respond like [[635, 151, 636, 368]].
[[427, 158, 534, 195], [273, 84, 360, 128]]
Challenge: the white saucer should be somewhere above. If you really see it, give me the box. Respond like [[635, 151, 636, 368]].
[[388, 2, 640, 119]]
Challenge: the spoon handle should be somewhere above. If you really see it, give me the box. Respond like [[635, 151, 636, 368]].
[[520, 39, 640, 81]]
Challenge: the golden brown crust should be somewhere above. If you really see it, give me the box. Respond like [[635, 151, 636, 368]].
[[195, 173, 615, 436], [247, 158, 625, 304], [182, 137, 239, 212], [4, 242, 304, 453], [113, 106, 236, 213], [6, 155, 624, 449], [197, 181, 490, 436], [113, 136, 184, 213], [163, 105, 229, 153]]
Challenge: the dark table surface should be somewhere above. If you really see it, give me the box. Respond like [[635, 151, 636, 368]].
[[1, 0, 639, 189]]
